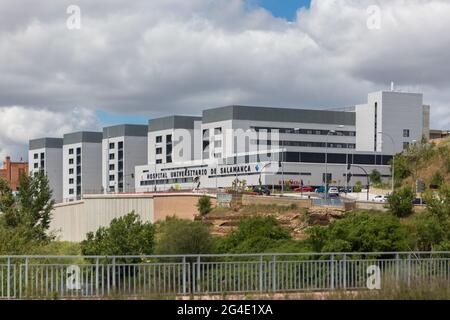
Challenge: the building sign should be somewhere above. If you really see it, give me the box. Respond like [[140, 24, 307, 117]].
[[217, 193, 233, 207], [143, 163, 265, 181]]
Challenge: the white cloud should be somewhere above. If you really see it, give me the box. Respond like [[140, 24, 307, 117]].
[[0, 106, 99, 161], [0, 0, 449, 160]]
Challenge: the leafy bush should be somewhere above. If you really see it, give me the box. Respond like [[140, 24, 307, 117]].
[[407, 213, 447, 251], [197, 195, 212, 216], [430, 171, 444, 188], [354, 181, 363, 193], [306, 212, 409, 252], [424, 185, 450, 219], [215, 216, 291, 253], [155, 217, 213, 254], [80, 212, 154, 259], [387, 186, 415, 217], [369, 169, 382, 185]]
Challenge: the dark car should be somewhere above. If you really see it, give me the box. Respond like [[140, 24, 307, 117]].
[[252, 186, 271, 196], [412, 198, 426, 205]]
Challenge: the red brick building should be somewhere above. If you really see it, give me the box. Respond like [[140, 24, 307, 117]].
[[0, 156, 28, 191]]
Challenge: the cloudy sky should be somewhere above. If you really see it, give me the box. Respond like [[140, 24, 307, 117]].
[[1, 0, 449, 161]]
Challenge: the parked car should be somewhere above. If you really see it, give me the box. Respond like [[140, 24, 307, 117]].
[[412, 198, 426, 205], [373, 195, 388, 202], [314, 186, 326, 193], [328, 187, 339, 196], [252, 186, 271, 196], [294, 186, 314, 192]]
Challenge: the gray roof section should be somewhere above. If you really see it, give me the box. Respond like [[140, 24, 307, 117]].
[[202, 105, 356, 125], [103, 124, 148, 139], [148, 115, 202, 132], [29, 138, 63, 150], [63, 131, 103, 145]]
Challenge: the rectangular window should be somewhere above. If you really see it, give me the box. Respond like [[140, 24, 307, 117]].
[[69, 168, 74, 174], [374, 102, 378, 151], [40, 152, 44, 159], [166, 155, 172, 163], [214, 153, 222, 159], [34, 154, 38, 159], [76, 147, 81, 155], [214, 127, 222, 135], [109, 142, 115, 149], [69, 158, 74, 165], [109, 164, 115, 171], [166, 134, 172, 143], [156, 136, 162, 143], [156, 159, 162, 164], [156, 148, 162, 155], [69, 149, 74, 155], [34, 163, 38, 169], [214, 140, 222, 148], [202, 129, 209, 139], [403, 129, 410, 138], [109, 175, 115, 181], [118, 141, 123, 149], [403, 142, 410, 150], [109, 153, 115, 160], [69, 178, 74, 184], [69, 189, 74, 195]]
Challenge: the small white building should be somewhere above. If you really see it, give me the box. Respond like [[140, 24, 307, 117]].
[[102, 124, 148, 193], [28, 138, 63, 203], [63, 131, 103, 202]]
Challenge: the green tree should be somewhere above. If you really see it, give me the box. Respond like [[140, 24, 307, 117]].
[[0, 171, 55, 242], [81, 212, 155, 260], [155, 217, 213, 254], [197, 195, 212, 216], [216, 216, 290, 253], [369, 169, 382, 185], [387, 186, 415, 217], [306, 212, 409, 252]]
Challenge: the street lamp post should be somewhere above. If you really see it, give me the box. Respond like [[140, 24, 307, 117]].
[[378, 132, 395, 193], [325, 130, 336, 201]]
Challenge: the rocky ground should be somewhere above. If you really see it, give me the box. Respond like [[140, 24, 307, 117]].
[[196, 205, 346, 240]]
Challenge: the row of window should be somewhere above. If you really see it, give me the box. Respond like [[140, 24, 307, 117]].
[[203, 127, 222, 137], [108, 141, 123, 149], [254, 140, 356, 149], [252, 127, 356, 137]]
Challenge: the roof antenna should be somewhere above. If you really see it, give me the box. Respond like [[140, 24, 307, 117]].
[[391, 81, 395, 91]]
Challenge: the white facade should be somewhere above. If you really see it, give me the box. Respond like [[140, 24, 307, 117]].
[[356, 91, 426, 154], [102, 125, 148, 193], [28, 138, 63, 203], [136, 90, 430, 192], [63, 132, 102, 202]]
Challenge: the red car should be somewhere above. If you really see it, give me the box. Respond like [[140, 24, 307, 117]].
[[294, 186, 313, 192]]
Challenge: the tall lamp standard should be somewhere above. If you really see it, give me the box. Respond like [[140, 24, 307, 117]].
[[325, 130, 336, 201], [378, 131, 395, 193]]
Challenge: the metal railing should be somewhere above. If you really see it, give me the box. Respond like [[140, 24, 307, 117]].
[[1, 252, 449, 299]]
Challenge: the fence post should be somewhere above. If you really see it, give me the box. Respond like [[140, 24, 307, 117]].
[[25, 257, 29, 298], [259, 255, 263, 293], [395, 253, 400, 284], [182, 256, 187, 295], [272, 256, 276, 292], [7, 257, 11, 300], [330, 255, 334, 290], [343, 254, 347, 290], [112, 257, 116, 291], [95, 258, 99, 296], [407, 253, 411, 288], [196, 256, 201, 294]]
